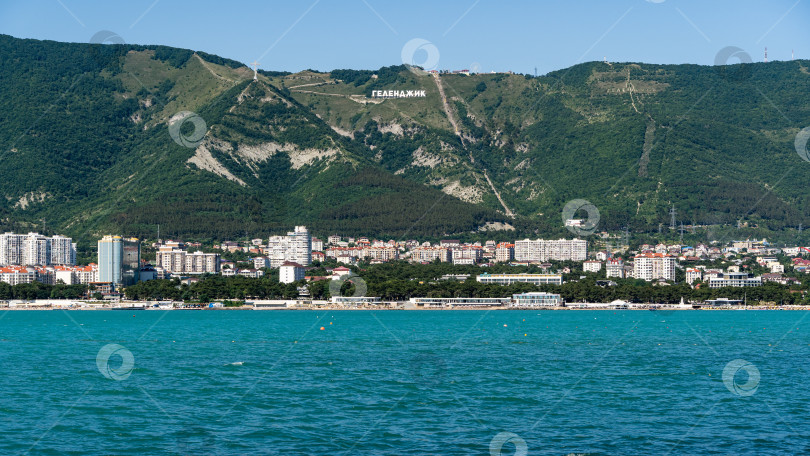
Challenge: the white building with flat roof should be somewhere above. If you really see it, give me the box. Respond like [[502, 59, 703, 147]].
[[708, 272, 762, 288], [583, 260, 602, 273], [514, 238, 586, 262], [511, 292, 562, 308], [279, 261, 305, 284], [410, 297, 510, 308], [476, 273, 562, 286], [156, 246, 220, 275], [0, 232, 76, 266], [634, 253, 676, 282]]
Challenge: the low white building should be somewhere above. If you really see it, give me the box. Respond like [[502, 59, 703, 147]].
[[510, 292, 562, 308], [331, 266, 351, 280], [476, 273, 562, 286], [686, 268, 702, 285], [583, 260, 602, 273], [768, 262, 785, 273], [708, 272, 762, 288]]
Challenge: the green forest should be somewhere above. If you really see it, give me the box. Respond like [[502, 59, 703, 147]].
[[2, 34, 810, 248]]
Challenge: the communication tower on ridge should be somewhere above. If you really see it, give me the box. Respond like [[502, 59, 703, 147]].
[[252, 61, 259, 80], [764, 47, 768, 63]]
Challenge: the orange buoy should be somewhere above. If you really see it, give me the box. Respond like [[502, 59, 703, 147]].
[[320, 327, 325, 330]]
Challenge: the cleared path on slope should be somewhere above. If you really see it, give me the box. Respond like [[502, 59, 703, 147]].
[[432, 73, 515, 218]]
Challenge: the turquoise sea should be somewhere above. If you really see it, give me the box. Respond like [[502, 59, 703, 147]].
[[1, 309, 808, 455]]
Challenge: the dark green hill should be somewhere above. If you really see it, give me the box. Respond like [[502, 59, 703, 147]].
[[0, 35, 503, 242], [2, 34, 810, 244]]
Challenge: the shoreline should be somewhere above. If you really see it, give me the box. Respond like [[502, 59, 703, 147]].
[[2, 303, 809, 311]]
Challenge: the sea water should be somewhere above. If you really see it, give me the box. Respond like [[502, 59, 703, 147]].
[[0, 309, 808, 455]]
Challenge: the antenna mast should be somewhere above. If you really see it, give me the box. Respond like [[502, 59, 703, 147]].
[[252, 61, 260, 80]]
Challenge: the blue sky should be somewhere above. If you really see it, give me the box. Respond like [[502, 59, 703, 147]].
[[0, 0, 807, 74]]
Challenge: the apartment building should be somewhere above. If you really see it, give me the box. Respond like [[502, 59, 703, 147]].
[[514, 238, 587, 262], [606, 258, 624, 278], [633, 253, 676, 282], [0, 232, 76, 266]]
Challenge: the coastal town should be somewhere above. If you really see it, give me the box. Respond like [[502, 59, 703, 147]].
[[0, 226, 808, 310]]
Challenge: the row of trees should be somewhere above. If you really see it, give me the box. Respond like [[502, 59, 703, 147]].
[[0, 282, 87, 300], [118, 259, 806, 305], [123, 276, 299, 302]]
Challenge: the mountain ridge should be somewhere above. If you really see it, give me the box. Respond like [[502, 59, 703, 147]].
[[1, 34, 809, 244]]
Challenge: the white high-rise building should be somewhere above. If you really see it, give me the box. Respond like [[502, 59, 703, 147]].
[[0, 232, 75, 266], [266, 226, 312, 267], [24, 233, 50, 266], [0, 233, 26, 265], [49, 235, 76, 265], [289, 226, 311, 266]]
